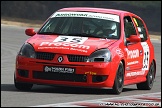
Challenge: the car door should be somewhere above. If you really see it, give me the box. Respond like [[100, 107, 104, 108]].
[[132, 17, 150, 71], [124, 16, 144, 78]]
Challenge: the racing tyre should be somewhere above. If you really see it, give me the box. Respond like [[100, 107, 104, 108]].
[[14, 75, 33, 91], [112, 61, 124, 94], [136, 61, 155, 90]]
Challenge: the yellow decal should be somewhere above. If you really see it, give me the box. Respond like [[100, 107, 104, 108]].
[[85, 72, 97, 75], [133, 18, 138, 26]]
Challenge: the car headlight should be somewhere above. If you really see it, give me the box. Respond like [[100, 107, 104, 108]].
[[87, 49, 111, 62], [19, 43, 36, 58]]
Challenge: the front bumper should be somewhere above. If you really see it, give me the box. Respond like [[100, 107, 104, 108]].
[[15, 56, 117, 88]]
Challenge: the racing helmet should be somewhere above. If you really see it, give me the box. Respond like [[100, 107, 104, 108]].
[[103, 21, 117, 36]]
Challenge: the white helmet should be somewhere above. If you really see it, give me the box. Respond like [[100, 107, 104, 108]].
[[104, 21, 116, 30], [103, 21, 117, 37]]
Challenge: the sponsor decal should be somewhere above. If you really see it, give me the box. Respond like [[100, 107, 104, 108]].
[[126, 66, 130, 71], [127, 61, 139, 65], [53, 36, 88, 44], [141, 42, 149, 70], [100, 38, 111, 41], [116, 47, 124, 57], [52, 12, 120, 22], [39, 42, 90, 49], [55, 13, 88, 17], [38, 36, 90, 53], [127, 49, 139, 59], [85, 71, 97, 75], [133, 18, 138, 26], [126, 70, 145, 77], [38, 46, 88, 53], [44, 66, 75, 74]]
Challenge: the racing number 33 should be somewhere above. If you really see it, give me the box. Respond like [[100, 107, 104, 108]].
[[53, 36, 88, 44]]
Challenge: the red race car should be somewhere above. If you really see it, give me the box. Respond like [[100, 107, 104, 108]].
[[14, 7, 156, 94]]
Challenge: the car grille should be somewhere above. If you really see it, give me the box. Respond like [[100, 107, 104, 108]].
[[67, 55, 88, 62], [33, 71, 87, 82], [36, 52, 55, 60], [35, 52, 88, 62]]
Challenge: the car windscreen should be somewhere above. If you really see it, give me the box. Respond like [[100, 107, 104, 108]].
[[38, 12, 120, 39]]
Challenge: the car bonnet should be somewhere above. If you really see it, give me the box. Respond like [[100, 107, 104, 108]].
[[26, 34, 117, 55]]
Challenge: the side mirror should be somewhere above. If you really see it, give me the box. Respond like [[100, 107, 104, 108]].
[[25, 28, 36, 36], [126, 35, 141, 43]]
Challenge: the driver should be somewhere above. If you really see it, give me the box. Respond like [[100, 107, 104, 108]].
[[102, 21, 117, 38], [82, 24, 90, 34]]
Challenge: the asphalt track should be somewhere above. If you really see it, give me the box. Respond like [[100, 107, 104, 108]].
[[1, 24, 161, 107]]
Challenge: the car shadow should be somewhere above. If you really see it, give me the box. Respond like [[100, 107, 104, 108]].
[[1, 84, 137, 95], [1, 84, 18, 91]]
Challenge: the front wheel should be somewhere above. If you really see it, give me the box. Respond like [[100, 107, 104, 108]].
[[136, 61, 155, 90], [14, 75, 33, 91], [112, 61, 124, 94]]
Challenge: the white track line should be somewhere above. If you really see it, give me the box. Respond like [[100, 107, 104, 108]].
[[30, 92, 161, 107]]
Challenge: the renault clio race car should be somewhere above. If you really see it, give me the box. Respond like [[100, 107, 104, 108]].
[[14, 7, 156, 94]]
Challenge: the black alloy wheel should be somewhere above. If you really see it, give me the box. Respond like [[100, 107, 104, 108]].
[[137, 61, 155, 90], [112, 61, 124, 94]]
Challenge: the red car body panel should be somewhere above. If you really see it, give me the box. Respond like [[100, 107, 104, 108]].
[[15, 7, 156, 90]]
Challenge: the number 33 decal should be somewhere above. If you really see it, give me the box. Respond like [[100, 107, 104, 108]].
[[53, 36, 88, 44]]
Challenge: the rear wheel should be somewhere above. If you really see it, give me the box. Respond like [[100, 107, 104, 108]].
[[136, 61, 155, 90], [14, 75, 33, 91], [112, 61, 124, 94]]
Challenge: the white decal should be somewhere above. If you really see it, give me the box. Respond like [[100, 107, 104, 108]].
[[141, 42, 149, 70], [52, 12, 120, 22], [53, 36, 88, 44], [45, 66, 51, 72], [100, 38, 111, 41], [39, 42, 90, 49], [126, 70, 145, 77], [44, 66, 74, 73], [38, 46, 88, 53], [127, 61, 139, 65], [127, 49, 139, 59], [116, 47, 124, 57], [39, 36, 90, 53]]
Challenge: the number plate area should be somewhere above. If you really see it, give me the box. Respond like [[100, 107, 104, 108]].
[[44, 66, 75, 74]]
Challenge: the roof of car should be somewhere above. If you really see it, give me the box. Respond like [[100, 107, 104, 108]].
[[57, 7, 130, 15]]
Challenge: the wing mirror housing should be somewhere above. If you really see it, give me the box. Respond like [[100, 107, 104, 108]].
[[126, 35, 141, 43], [25, 28, 36, 36]]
